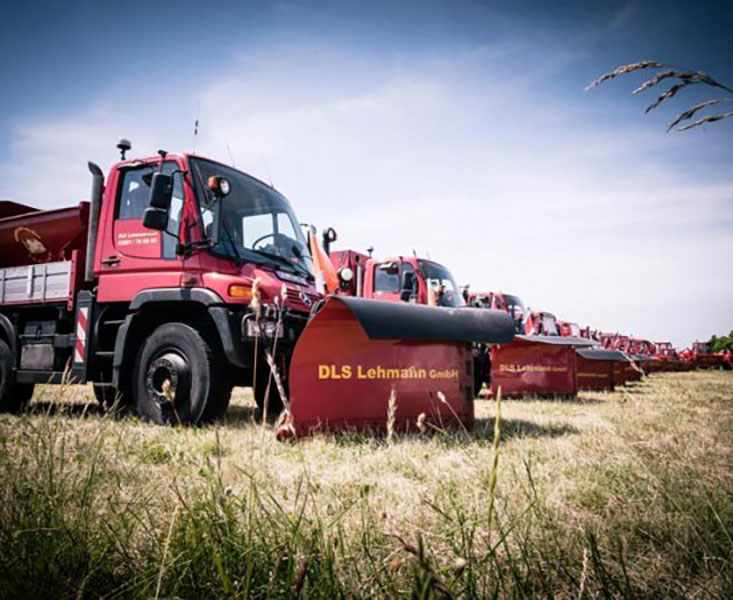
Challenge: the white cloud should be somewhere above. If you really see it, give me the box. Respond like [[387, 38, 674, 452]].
[[1, 40, 730, 348]]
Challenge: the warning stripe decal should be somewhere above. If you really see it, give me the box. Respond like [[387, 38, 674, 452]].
[[74, 306, 88, 364]]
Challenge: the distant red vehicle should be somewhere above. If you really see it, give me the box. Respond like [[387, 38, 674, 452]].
[[681, 342, 730, 369], [653, 342, 688, 372], [469, 298, 600, 397]]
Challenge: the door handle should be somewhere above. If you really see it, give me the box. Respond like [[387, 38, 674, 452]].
[[102, 256, 121, 266]]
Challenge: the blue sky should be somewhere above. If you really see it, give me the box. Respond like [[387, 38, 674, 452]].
[[1, 0, 731, 347]]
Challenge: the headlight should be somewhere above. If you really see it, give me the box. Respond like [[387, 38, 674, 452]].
[[339, 267, 354, 282]]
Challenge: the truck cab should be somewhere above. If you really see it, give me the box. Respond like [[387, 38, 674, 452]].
[[0, 146, 320, 422], [468, 292, 526, 333], [330, 251, 465, 308]]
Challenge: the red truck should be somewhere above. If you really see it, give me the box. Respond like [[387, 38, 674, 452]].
[[0, 143, 324, 422], [680, 341, 730, 370], [0, 142, 513, 433], [326, 249, 511, 396]]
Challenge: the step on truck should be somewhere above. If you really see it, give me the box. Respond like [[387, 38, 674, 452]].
[[0, 141, 514, 434]]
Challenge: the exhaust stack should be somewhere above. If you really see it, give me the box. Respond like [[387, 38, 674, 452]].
[[85, 162, 104, 283]]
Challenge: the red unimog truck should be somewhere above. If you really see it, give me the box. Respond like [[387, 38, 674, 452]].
[[0, 141, 513, 434]]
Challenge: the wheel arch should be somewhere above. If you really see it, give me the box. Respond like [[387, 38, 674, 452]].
[[0, 313, 17, 363], [111, 288, 248, 388]]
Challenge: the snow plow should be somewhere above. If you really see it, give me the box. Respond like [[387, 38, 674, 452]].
[[320, 248, 515, 402], [0, 141, 514, 436], [466, 296, 597, 397]]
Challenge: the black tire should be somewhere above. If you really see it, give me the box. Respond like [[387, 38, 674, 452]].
[[93, 383, 129, 411], [133, 323, 229, 425], [14, 383, 35, 407], [253, 355, 285, 417], [0, 338, 31, 413], [473, 369, 484, 398]]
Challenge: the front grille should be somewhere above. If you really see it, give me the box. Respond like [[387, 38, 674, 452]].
[[285, 287, 320, 312]]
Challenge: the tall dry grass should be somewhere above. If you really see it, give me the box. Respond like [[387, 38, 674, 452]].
[[0, 371, 731, 598], [587, 60, 733, 131]]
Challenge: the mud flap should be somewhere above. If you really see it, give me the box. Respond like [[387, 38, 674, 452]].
[[489, 335, 595, 398], [287, 297, 514, 436]]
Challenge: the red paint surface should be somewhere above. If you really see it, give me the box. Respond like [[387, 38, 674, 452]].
[[489, 339, 577, 397], [0, 202, 89, 268], [289, 297, 474, 435], [576, 355, 614, 391]]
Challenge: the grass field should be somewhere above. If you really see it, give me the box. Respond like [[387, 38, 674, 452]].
[[0, 371, 731, 599]]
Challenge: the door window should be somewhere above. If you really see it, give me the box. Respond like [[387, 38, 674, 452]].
[[115, 161, 183, 259], [374, 262, 400, 293]]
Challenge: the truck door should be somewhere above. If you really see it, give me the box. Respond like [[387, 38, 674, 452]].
[[370, 260, 418, 303], [97, 161, 186, 301]]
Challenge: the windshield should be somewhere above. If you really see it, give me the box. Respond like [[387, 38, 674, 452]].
[[418, 260, 465, 308], [503, 294, 526, 322], [189, 158, 312, 278], [541, 314, 558, 336]]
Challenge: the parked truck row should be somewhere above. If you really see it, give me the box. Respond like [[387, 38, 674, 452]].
[[1, 140, 726, 435]]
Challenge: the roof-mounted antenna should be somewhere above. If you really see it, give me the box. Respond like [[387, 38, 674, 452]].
[[117, 138, 131, 160], [193, 101, 201, 155], [226, 144, 236, 168]]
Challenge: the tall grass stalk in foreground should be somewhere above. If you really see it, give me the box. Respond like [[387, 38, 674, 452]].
[[587, 60, 733, 131], [0, 372, 731, 598]]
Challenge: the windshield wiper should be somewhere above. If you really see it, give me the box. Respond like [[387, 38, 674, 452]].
[[252, 248, 314, 281]]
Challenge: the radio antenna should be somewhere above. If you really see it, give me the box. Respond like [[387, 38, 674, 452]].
[[193, 101, 202, 155], [226, 144, 236, 167], [252, 129, 274, 187]]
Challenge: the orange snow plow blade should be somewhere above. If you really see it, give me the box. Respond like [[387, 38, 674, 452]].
[[287, 296, 514, 436]]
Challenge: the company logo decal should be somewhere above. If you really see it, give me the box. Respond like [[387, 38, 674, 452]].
[[498, 364, 567, 373], [318, 364, 459, 380], [116, 231, 159, 247], [300, 292, 313, 306]]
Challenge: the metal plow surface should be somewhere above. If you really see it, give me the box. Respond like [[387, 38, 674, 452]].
[[286, 297, 514, 436], [576, 348, 627, 391], [489, 335, 596, 397]]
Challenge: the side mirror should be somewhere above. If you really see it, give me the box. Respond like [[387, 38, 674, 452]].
[[207, 176, 231, 198], [142, 207, 168, 231], [322, 226, 337, 255], [149, 172, 173, 210], [323, 227, 337, 243], [400, 272, 415, 301]]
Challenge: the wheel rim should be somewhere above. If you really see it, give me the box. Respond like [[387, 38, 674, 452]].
[[145, 350, 192, 422]]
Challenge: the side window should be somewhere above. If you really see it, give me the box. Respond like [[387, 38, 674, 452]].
[[401, 262, 416, 295], [117, 168, 154, 220], [163, 174, 184, 259], [374, 262, 400, 293], [276, 212, 297, 239], [116, 162, 183, 259]]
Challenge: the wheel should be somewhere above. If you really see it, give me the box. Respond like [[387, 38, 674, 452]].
[[93, 383, 129, 411], [253, 355, 285, 417], [473, 369, 484, 398], [133, 323, 229, 425], [14, 383, 35, 406], [0, 338, 31, 413]]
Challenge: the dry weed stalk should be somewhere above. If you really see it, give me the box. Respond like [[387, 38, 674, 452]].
[[385, 531, 455, 600], [386, 389, 397, 444], [587, 59, 733, 131]]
